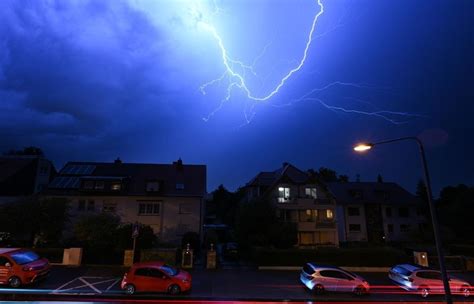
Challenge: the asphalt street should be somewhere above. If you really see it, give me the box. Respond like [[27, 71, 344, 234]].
[[1, 266, 474, 302]]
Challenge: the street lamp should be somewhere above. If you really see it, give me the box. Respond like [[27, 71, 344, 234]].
[[354, 137, 452, 304]]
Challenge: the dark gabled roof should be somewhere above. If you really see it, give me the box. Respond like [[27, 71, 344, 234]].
[[326, 182, 419, 205], [246, 163, 311, 187], [47, 160, 206, 197]]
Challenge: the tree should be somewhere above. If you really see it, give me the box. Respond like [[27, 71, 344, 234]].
[[236, 198, 297, 249], [437, 184, 474, 242], [74, 213, 121, 250], [207, 185, 244, 227], [116, 223, 157, 251], [416, 179, 428, 203], [0, 196, 69, 246], [316, 167, 338, 182], [4, 146, 44, 156]]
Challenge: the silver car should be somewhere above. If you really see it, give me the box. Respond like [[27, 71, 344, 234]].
[[300, 263, 370, 296], [388, 264, 471, 298]]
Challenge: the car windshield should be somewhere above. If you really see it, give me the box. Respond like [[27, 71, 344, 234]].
[[160, 264, 179, 276], [10, 251, 40, 265]]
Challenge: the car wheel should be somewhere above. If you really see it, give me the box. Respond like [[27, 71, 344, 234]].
[[419, 286, 430, 298], [461, 285, 470, 298], [314, 284, 325, 295], [9, 276, 22, 288], [124, 284, 136, 295], [168, 284, 181, 295], [354, 285, 366, 296]]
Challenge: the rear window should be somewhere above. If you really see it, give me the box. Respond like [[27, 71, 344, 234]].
[[303, 264, 315, 275], [10, 251, 40, 265], [160, 264, 179, 276], [392, 266, 413, 277]]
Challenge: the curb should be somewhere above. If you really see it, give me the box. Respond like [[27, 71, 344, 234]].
[[258, 266, 391, 272]]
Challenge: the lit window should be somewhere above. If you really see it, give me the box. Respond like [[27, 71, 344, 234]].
[[278, 187, 290, 203], [326, 209, 334, 219], [299, 209, 317, 222], [305, 187, 317, 199], [111, 183, 121, 191]]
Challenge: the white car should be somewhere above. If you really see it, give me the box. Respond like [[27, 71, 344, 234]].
[[300, 263, 370, 296], [389, 264, 471, 298]]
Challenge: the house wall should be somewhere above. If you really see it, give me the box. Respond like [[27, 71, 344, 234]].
[[343, 204, 368, 242], [54, 195, 202, 244], [382, 205, 426, 241]]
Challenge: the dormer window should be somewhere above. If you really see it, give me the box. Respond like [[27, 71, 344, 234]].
[[350, 190, 363, 199], [146, 181, 160, 192], [111, 183, 121, 191]]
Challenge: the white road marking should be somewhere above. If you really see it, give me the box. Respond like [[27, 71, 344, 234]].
[[51, 276, 120, 294]]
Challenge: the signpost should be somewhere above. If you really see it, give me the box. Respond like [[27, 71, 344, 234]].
[[132, 222, 140, 263]]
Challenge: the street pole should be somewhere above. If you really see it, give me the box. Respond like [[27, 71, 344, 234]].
[[415, 138, 452, 304], [132, 236, 137, 263], [354, 136, 452, 304]]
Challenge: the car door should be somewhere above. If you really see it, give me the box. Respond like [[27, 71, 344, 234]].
[[134, 268, 156, 292], [0, 256, 13, 284], [318, 270, 341, 292], [416, 271, 444, 294], [333, 270, 356, 292], [148, 268, 170, 292]]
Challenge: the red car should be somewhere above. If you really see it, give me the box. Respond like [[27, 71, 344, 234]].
[[121, 261, 191, 295], [0, 248, 50, 288]]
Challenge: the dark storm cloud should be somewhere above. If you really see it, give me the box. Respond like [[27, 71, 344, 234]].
[[0, 0, 176, 154]]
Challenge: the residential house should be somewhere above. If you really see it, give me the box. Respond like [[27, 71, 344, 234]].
[[328, 182, 427, 243], [0, 155, 56, 204], [244, 163, 339, 247], [45, 158, 206, 244]]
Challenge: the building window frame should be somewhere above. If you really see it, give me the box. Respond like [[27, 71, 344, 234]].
[[138, 201, 161, 215], [278, 186, 291, 203], [305, 187, 317, 199]]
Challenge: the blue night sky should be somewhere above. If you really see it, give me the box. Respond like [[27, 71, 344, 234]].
[[0, 0, 473, 195]]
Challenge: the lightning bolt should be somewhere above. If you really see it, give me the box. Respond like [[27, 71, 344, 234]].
[[196, 0, 425, 125], [199, 0, 324, 102]]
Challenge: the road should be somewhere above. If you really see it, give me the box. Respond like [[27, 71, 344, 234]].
[[0, 266, 473, 302]]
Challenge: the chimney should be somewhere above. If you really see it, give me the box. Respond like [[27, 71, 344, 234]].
[[114, 157, 122, 164], [173, 158, 183, 170]]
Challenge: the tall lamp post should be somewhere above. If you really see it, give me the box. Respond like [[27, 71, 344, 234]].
[[354, 136, 452, 304]]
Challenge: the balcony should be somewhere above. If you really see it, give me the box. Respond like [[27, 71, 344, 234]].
[[297, 221, 336, 230]]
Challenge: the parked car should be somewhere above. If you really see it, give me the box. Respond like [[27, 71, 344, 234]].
[[300, 263, 370, 296], [0, 248, 50, 288], [388, 264, 471, 298], [121, 261, 191, 295]]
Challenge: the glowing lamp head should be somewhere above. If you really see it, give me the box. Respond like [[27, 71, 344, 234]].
[[353, 143, 373, 152]]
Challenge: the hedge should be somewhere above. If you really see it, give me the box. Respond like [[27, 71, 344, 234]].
[[29, 248, 64, 263], [252, 247, 411, 267]]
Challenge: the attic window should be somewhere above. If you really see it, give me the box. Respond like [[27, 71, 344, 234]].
[[111, 183, 121, 191], [176, 183, 185, 190], [350, 190, 363, 199], [146, 181, 160, 192]]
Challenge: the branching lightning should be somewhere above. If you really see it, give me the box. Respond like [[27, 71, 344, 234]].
[[195, 0, 425, 125]]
